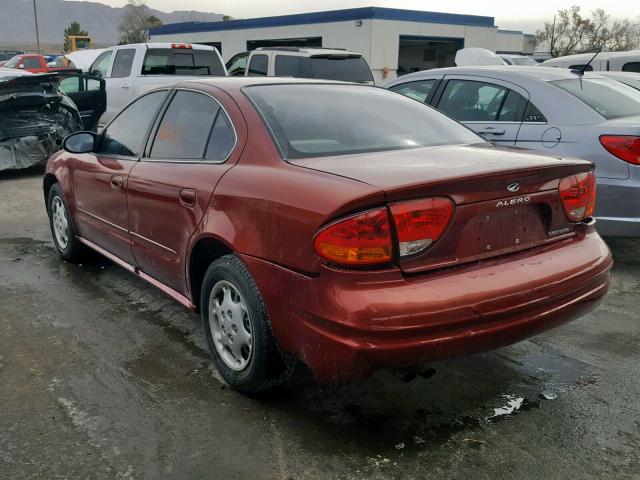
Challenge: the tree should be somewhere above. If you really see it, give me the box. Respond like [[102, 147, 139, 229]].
[[537, 6, 640, 57], [118, 0, 163, 45], [63, 21, 88, 53]]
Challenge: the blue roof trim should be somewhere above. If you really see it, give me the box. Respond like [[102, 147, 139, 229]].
[[150, 7, 495, 36]]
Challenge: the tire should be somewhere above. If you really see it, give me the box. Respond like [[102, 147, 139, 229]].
[[47, 183, 84, 261], [201, 254, 294, 395]]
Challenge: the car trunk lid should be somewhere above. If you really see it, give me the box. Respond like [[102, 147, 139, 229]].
[[290, 144, 594, 273]]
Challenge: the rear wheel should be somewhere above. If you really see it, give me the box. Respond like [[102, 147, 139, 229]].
[[47, 183, 84, 261], [201, 254, 294, 394]]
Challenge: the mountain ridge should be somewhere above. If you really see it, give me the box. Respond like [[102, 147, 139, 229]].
[[0, 0, 224, 48]]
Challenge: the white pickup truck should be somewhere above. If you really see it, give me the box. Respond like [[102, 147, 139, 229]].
[[87, 43, 226, 125]]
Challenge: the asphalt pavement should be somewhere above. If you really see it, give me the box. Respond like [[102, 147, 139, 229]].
[[1, 170, 639, 479]]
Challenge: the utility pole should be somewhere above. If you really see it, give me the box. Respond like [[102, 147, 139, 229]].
[[33, 0, 41, 53]]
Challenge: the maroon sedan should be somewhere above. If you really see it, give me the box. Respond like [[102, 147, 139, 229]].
[[44, 78, 612, 394]]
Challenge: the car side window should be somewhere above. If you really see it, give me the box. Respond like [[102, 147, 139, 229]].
[[98, 91, 167, 157], [150, 90, 224, 160], [438, 80, 507, 122], [24, 57, 41, 69], [205, 110, 236, 161], [622, 62, 640, 73], [90, 50, 113, 78], [111, 48, 135, 78], [497, 90, 528, 122], [389, 80, 437, 104], [524, 102, 547, 123], [226, 54, 248, 76], [274, 55, 310, 77], [247, 54, 268, 76]]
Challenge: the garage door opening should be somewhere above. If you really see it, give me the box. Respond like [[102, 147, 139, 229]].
[[397, 36, 463, 76], [247, 37, 322, 51]]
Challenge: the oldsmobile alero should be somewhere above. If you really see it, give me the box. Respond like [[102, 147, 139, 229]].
[[44, 78, 612, 394]]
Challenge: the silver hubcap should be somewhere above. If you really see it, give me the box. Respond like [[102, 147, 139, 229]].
[[51, 196, 69, 250], [208, 280, 253, 371]]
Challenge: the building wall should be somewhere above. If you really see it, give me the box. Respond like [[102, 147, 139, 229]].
[[150, 19, 498, 84], [369, 20, 497, 82], [496, 31, 536, 55]]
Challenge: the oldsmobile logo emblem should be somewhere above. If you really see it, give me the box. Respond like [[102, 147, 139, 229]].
[[507, 182, 520, 193]]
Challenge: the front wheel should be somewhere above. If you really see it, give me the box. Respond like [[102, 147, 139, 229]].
[[201, 254, 294, 395]]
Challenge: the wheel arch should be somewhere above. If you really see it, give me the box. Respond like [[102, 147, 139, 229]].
[[188, 235, 234, 312], [43, 172, 58, 211]]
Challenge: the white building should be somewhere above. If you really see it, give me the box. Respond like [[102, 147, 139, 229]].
[[496, 30, 536, 56], [149, 7, 503, 83]]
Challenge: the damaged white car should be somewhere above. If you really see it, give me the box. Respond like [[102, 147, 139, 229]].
[[0, 69, 105, 172]]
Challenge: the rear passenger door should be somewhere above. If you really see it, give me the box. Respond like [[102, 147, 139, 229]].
[[433, 77, 530, 146], [126, 88, 241, 295]]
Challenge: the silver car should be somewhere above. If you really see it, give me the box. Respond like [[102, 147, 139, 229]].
[[385, 66, 640, 236]]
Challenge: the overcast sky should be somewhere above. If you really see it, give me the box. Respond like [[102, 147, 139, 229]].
[[77, 0, 639, 32]]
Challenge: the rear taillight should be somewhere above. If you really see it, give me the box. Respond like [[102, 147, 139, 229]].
[[600, 135, 640, 165], [389, 197, 454, 257], [171, 43, 193, 49], [314, 207, 392, 265], [559, 171, 596, 222]]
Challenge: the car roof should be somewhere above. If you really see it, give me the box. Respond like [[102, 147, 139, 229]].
[[179, 76, 351, 89], [254, 47, 361, 56], [543, 50, 640, 62], [390, 65, 610, 83]]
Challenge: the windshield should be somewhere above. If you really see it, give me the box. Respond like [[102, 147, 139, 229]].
[[552, 78, 640, 119], [510, 57, 537, 66], [4, 56, 21, 68], [142, 48, 225, 76], [245, 84, 484, 160], [309, 56, 373, 83]]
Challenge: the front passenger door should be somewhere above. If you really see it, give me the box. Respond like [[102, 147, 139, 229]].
[[71, 90, 168, 265], [434, 78, 528, 146]]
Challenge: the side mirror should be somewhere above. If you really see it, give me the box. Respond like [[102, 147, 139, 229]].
[[63, 131, 96, 154], [17, 64, 25, 69]]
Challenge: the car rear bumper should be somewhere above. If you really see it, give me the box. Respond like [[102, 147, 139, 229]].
[[241, 227, 612, 383]]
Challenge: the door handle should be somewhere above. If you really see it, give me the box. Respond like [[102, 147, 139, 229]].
[[479, 127, 506, 136], [179, 188, 196, 207], [110, 175, 123, 190], [121, 83, 130, 89]]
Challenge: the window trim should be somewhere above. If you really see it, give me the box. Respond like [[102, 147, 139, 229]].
[[142, 88, 238, 165], [97, 89, 171, 160]]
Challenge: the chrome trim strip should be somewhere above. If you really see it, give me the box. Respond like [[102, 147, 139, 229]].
[[130, 231, 178, 255], [77, 207, 128, 233]]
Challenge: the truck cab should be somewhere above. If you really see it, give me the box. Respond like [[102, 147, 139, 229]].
[[88, 43, 226, 125]]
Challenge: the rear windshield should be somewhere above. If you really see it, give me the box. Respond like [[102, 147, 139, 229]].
[[310, 56, 373, 83], [142, 48, 225, 76], [552, 78, 640, 119], [510, 57, 537, 66], [274, 55, 373, 83], [244, 84, 483, 160]]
